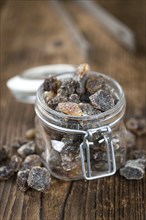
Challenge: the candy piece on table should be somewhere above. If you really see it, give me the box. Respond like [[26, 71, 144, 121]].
[[27, 167, 51, 192], [119, 159, 146, 180], [10, 155, 22, 172], [17, 169, 30, 192], [0, 145, 9, 164], [17, 141, 36, 158], [12, 138, 28, 149], [0, 155, 22, 180], [0, 165, 14, 181], [21, 154, 42, 170]]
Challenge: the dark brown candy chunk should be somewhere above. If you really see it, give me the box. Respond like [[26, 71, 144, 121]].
[[48, 95, 68, 109], [43, 76, 61, 93], [56, 88, 68, 97], [17, 141, 35, 158], [0, 165, 14, 180], [119, 159, 146, 180], [59, 79, 76, 96], [21, 154, 42, 170], [27, 167, 51, 192], [68, 94, 80, 103], [0, 155, 22, 181], [79, 103, 101, 115], [126, 117, 146, 136], [12, 138, 28, 149], [10, 155, 22, 172], [75, 63, 90, 79], [80, 92, 90, 103], [43, 91, 55, 103], [89, 89, 115, 111], [17, 169, 30, 192], [86, 75, 105, 94], [0, 145, 9, 164]]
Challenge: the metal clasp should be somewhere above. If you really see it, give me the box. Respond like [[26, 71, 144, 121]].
[[80, 126, 116, 180]]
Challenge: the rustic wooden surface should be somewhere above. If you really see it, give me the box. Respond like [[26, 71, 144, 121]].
[[0, 1, 146, 220]]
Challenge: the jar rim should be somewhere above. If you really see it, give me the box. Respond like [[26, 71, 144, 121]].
[[36, 72, 126, 122]]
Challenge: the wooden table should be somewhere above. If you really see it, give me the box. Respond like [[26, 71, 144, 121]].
[[0, 1, 146, 220]]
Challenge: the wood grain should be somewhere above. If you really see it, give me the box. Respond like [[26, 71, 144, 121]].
[[0, 1, 146, 220]]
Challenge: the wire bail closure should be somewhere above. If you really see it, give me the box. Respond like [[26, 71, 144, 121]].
[[80, 126, 116, 180]]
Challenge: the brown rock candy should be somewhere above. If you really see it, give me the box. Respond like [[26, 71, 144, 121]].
[[79, 103, 101, 115], [48, 95, 68, 109], [21, 154, 42, 170], [12, 138, 28, 149], [89, 89, 115, 111], [0, 155, 21, 180], [17, 141, 36, 158], [27, 167, 51, 192], [76, 63, 90, 78], [0, 145, 9, 164], [0, 165, 14, 180], [57, 102, 83, 116], [59, 79, 77, 96], [68, 94, 80, 103], [10, 155, 22, 172], [43, 76, 61, 93], [86, 75, 105, 94], [17, 169, 30, 192], [120, 159, 146, 180]]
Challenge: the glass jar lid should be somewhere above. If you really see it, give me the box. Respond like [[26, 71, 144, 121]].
[[6, 64, 75, 103]]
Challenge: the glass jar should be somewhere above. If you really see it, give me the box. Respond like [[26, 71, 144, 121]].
[[35, 72, 126, 181]]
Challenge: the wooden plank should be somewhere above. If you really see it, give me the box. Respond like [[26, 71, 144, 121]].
[[51, 0, 91, 60], [0, 1, 146, 220], [77, 1, 136, 51], [95, 0, 146, 53]]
